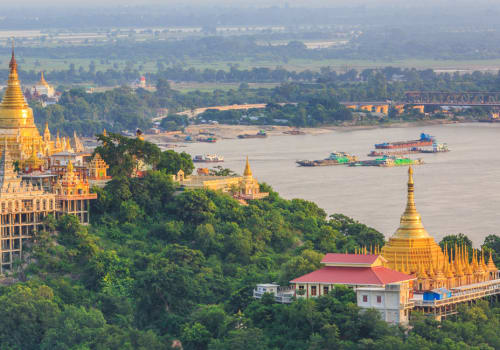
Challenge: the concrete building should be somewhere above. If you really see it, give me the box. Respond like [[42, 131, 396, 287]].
[[290, 253, 415, 324]]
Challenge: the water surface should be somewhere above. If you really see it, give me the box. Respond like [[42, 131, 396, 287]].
[[182, 123, 500, 246]]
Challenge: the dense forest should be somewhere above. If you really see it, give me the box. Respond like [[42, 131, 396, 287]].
[[1, 138, 499, 349]]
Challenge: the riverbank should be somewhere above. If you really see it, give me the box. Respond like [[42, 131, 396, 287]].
[[145, 118, 459, 144]]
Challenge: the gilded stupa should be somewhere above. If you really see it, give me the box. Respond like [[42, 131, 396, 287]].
[[381, 166, 497, 290], [0, 43, 45, 161], [0, 44, 76, 163], [381, 166, 445, 272]]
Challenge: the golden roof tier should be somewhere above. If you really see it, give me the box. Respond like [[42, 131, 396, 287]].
[[381, 166, 445, 273]]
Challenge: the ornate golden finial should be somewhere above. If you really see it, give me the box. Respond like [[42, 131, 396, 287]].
[[487, 250, 497, 273], [408, 165, 414, 184], [67, 160, 74, 173], [392, 166, 431, 239], [243, 156, 252, 177], [102, 128, 107, 136], [9, 38, 17, 73]]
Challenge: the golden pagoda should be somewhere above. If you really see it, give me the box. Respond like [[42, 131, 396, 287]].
[[88, 153, 109, 180], [381, 167, 445, 274], [53, 160, 97, 224], [0, 44, 66, 163], [381, 166, 496, 290], [0, 43, 45, 161]]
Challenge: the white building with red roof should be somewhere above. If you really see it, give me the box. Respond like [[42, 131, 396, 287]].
[[290, 253, 416, 324]]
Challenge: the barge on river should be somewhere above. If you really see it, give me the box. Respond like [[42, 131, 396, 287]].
[[375, 133, 435, 149], [350, 155, 424, 167], [193, 154, 224, 163], [368, 143, 449, 157], [238, 130, 267, 139], [297, 152, 358, 167]]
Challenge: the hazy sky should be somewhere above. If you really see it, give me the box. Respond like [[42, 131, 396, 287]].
[[4, 0, 500, 8]]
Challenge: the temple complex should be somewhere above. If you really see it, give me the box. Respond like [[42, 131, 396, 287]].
[[173, 157, 268, 202], [29, 72, 55, 98], [236, 157, 269, 200], [381, 167, 498, 291]]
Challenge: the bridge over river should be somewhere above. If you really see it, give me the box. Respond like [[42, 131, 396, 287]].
[[404, 91, 500, 106]]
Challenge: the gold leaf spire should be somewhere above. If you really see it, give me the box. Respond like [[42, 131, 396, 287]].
[[39, 71, 49, 87], [1, 40, 29, 111], [67, 160, 74, 173], [487, 250, 497, 272], [243, 156, 252, 177], [393, 166, 431, 239]]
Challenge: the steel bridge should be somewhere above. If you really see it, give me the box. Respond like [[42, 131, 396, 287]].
[[405, 91, 500, 106]]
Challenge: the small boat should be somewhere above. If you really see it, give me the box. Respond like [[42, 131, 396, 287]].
[[283, 129, 306, 135], [193, 154, 224, 163], [418, 143, 450, 153], [238, 130, 267, 139], [197, 136, 217, 143], [297, 152, 358, 167]]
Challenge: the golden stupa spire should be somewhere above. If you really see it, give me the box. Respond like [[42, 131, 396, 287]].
[[39, 71, 49, 86], [243, 156, 252, 177], [0, 39, 29, 111], [481, 250, 488, 271], [465, 249, 473, 275], [428, 261, 436, 277], [392, 166, 431, 239], [67, 160, 74, 173], [487, 250, 497, 272]]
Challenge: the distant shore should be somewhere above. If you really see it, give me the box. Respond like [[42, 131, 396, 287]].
[[145, 119, 467, 145]]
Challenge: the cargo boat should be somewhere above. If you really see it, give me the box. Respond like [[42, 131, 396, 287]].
[[197, 136, 217, 143], [419, 143, 450, 153], [350, 155, 424, 167], [193, 154, 224, 163], [375, 133, 435, 149], [283, 130, 306, 135], [296, 152, 358, 167], [238, 130, 267, 139], [368, 143, 449, 156]]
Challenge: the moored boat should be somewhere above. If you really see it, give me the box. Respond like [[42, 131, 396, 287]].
[[296, 152, 358, 167], [197, 136, 217, 143], [238, 130, 267, 139], [375, 133, 435, 149], [193, 154, 224, 163], [350, 155, 424, 167]]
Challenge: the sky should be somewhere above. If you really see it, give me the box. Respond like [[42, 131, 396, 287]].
[[7, 0, 499, 7]]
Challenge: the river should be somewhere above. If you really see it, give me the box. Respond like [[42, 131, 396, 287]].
[[181, 123, 500, 246]]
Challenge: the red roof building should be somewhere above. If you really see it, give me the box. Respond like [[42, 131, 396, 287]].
[[291, 266, 414, 286], [289, 253, 416, 325]]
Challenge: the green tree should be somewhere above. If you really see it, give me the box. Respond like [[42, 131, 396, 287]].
[[157, 150, 195, 175]]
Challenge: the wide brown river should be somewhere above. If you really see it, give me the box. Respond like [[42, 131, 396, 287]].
[[181, 123, 500, 246]]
